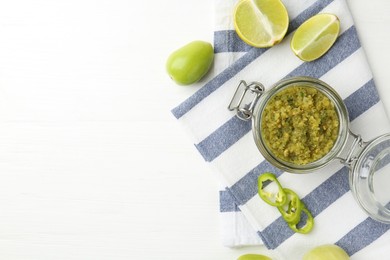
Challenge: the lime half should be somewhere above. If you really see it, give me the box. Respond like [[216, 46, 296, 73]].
[[233, 0, 289, 48], [291, 13, 340, 62]]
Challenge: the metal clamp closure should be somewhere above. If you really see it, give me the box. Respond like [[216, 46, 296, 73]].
[[338, 130, 364, 167], [228, 80, 264, 121]]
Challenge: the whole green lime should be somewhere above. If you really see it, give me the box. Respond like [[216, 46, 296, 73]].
[[166, 40, 214, 85], [237, 254, 272, 260], [303, 244, 349, 260]]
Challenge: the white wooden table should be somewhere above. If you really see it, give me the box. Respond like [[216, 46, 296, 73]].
[[0, 0, 389, 259]]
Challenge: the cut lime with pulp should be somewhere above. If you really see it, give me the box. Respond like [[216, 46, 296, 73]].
[[233, 0, 289, 48], [291, 13, 340, 61]]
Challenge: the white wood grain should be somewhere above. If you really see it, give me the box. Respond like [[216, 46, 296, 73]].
[[0, 0, 389, 259]]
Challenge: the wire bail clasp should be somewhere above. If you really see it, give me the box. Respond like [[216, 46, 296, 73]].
[[228, 80, 265, 121], [338, 130, 365, 167]]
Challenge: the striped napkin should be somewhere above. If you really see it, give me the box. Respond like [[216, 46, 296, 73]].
[[172, 0, 390, 258]]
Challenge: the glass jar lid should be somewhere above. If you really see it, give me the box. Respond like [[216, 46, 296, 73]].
[[351, 133, 390, 224]]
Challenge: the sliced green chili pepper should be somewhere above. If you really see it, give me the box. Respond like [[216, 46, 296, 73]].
[[258, 173, 286, 207], [277, 188, 303, 225], [287, 205, 314, 234], [257, 172, 314, 234]]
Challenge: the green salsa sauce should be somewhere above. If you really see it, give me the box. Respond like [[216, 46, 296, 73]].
[[261, 85, 339, 165]]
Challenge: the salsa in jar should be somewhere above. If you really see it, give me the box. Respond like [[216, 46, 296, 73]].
[[261, 85, 339, 165]]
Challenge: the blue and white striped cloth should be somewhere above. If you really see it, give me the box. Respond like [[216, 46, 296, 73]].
[[172, 0, 390, 258]]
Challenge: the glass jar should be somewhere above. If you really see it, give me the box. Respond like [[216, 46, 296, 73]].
[[228, 76, 390, 223]]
